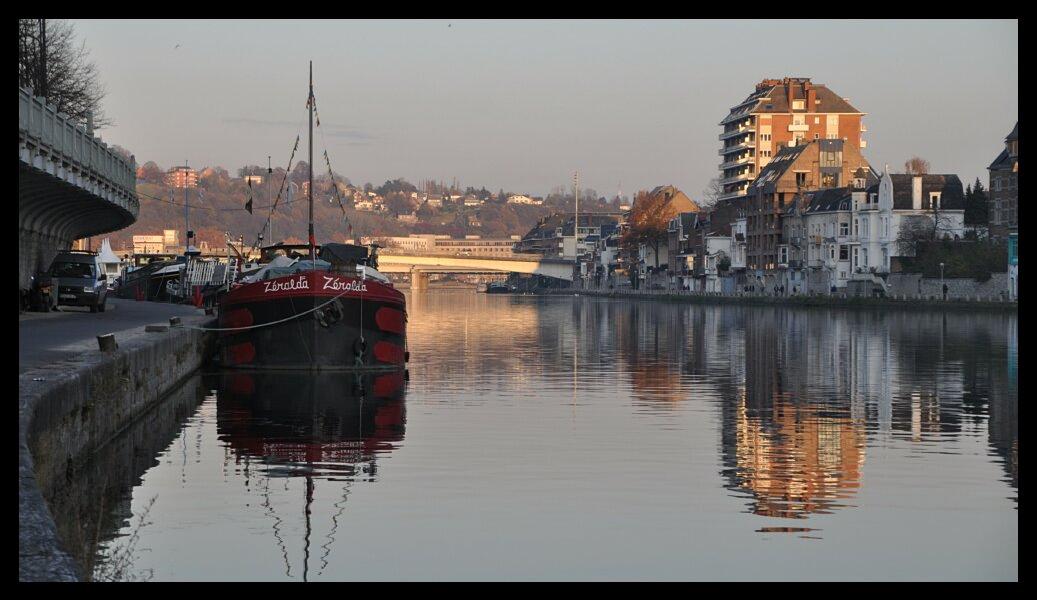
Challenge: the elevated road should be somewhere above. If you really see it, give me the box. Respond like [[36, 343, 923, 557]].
[[19, 87, 138, 291]]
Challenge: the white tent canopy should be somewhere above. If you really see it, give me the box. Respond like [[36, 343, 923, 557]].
[[97, 238, 121, 265]]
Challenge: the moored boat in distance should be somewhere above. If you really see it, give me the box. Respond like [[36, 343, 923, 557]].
[[485, 282, 515, 294]]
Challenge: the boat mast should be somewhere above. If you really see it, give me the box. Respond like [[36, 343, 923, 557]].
[[308, 61, 315, 260]]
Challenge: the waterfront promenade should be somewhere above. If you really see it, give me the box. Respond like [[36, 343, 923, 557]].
[[20, 298, 213, 581], [19, 298, 204, 374], [543, 286, 1018, 311]]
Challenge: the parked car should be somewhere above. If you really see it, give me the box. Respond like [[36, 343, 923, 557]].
[[48, 251, 108, 312]]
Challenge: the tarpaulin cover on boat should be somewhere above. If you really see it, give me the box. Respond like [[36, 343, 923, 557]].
[[319, 243, 369, 265]]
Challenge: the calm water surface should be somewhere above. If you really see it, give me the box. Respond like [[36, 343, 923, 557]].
[[90, 290, 1017, 581]]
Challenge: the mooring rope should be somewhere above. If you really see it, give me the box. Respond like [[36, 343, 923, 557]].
[[172, 285, 358, 332]]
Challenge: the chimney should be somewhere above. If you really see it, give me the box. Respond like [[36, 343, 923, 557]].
[[912, 176, 923, 210], [806, 82, 816, 109]]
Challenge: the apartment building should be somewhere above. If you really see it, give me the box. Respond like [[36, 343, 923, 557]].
[[744, 138, 873, 271], [719, 77, 866, 202], [164, 166, 198, 189], [988, 122, 1018, 238]]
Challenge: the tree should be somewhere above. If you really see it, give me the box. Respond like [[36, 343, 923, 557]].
[[965, 177, 989, 226], [385, 192, 415, 216], [137, 161, 165, 184], [620, 189, 674, 261], [18, 19, 111, 128], [903, 156, 931, 175], [700, 177, 722, 210]]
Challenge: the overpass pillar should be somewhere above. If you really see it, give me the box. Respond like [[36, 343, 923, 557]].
[[411, 269, 429, 291]]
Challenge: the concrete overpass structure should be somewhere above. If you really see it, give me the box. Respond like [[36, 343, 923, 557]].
[[376, 253, 576, 289], [19, 87, 138, 291]]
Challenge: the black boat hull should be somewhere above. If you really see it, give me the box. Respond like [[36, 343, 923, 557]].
[[217, 272, 407, 371]]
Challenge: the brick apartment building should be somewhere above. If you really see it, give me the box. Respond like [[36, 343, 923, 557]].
[[744, 138, 873, 271], [988, 122, 1018, 239], [719, 77, 867, 202], [164, 165, 198, 189]]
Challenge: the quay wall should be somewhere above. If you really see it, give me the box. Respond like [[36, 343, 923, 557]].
[[543, 288, 1017, 312], [19, 318, 214, 581]]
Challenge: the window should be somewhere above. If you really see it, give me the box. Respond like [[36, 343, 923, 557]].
[[820, 150, 843, 168], [853, 219, 859, 236], [779, 247, 788, 264], [796, 172, 807, 187], [839, 245, 849, 260], [761, 133, 771, 142], [814, 117, 820, 124], [840, 222, 849, 236], [821, 173, 840, 188], [929, 192, 941, 210], [861, 248, 868, 267], [793, 99, 805, 110], [814, 133, 820, 140], [882, 248, 889, 267]]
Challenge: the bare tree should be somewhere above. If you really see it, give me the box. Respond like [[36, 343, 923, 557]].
[[903, 156, 931, 175], [18, 19, 111, 128], [700, 177, 722, 210]]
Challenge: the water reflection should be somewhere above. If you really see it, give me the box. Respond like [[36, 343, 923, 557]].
[[210, 370, 406, 580]]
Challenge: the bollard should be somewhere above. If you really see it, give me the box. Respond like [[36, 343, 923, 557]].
[[97, 333, 117, 352]]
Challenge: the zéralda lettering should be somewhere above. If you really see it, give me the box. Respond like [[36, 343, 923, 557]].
[[322, 276, 368, 293], [263, 275, 310, 293]]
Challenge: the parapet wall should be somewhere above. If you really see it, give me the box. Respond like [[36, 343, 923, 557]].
[[19, 319, 214, 581]]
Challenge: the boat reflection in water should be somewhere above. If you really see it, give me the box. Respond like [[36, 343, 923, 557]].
[[209, 370, 406, 580]]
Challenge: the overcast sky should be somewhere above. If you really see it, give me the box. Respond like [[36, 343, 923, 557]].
[[73, 19, 1018, 199]]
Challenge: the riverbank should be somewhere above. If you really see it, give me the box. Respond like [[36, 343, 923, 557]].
[[539, 288, 1018, 312], [19, 310, 214, 581]]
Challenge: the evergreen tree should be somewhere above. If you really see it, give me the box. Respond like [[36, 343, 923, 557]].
[[971, 177, 989, 225]]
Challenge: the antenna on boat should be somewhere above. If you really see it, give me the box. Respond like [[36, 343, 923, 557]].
[[308, 61, 315, 261]]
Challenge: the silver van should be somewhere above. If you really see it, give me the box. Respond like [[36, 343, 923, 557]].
[[49, 250, 108, 312]]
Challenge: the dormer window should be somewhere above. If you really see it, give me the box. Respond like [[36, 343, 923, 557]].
[[792, 99, 805, 110], [929, 192, 941, 210]]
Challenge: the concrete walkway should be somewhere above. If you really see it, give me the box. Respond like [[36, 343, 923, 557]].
[[19, 298, 204, 374]]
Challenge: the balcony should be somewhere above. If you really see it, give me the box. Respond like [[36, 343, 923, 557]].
[[719, 125, 756, 141], [720, 171, 753, 186], [787, 123, 809, 132], [719, 155, 754, 170], [718, 188, 748, 202], [719, 140, 756, 155]]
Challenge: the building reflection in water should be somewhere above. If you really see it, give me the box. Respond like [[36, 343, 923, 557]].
[[209, 370, 406, 580], [596, 300, 1017, 522]]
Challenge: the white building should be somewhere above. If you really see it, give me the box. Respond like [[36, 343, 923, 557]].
[[507, 194, 543, 205], [780, 168, 966, 293]]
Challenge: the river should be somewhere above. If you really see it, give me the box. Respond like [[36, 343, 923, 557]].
[[76, 290, 1017, 581]]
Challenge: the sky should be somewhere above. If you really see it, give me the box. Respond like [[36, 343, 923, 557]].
[[72, 19, 1018, 200]]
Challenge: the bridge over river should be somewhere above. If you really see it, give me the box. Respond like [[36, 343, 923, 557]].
[[18, 86, 138, 292], [375, 252, 576, 288]]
